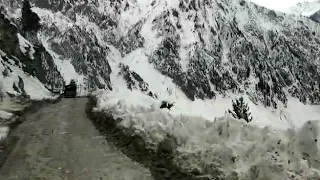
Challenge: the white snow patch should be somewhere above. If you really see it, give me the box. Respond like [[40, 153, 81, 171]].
[[40, 34, 84, 85], [250, 0, 318, 12], [133, 0, 153, 8], [32, 7, 74, 32], [0, 110, 13, 120], [17, 34, 35, 59], [6, 8, 22, 19], [0, 126, 9, 142]]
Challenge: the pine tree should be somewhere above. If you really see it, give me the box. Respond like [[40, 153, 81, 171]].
[[21, 0, 41, 32], [228, 97, 253, 123]]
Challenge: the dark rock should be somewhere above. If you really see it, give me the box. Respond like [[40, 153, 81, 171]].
[[160, 101, 174, 110]]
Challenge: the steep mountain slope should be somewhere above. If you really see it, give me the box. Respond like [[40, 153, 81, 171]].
[[311, 10, 320, 23], [0, 9, 60, 100], [287, 0, 320, 23], [2, 0, 320, 106], [287, 0, 320, 16]]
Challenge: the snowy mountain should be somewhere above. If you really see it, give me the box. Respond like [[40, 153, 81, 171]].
[[2, 0, 320, 107], [287, 0, 320, 22]]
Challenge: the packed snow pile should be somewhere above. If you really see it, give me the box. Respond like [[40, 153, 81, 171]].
[[95, 89, 320, 179], [0, 111, 13, 121], [0, 126, 9, 142]]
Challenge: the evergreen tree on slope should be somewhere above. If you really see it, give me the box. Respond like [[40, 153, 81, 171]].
[[228, 97, 253, 123]]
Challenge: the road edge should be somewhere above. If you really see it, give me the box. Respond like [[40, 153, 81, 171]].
[[0, 95, 63, 170]]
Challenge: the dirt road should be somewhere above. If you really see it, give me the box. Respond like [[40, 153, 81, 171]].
[[0, 98, 153, 180]]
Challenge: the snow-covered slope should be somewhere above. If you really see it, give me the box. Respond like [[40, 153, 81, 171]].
[[287, 0, 320, 23], [0, 50, 54, 100], [0, 8, 64, 100], [287, 0, 320, 16]]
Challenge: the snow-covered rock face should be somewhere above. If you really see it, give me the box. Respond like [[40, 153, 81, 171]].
[[3, 0, 320, 106], [287, 0, 320, 17], [287, 0, 320, 23], [0, 9, 62, 100]]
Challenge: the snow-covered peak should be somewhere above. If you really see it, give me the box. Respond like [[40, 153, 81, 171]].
[[249, 0, 318, 12], [287, 0, 320, 16]]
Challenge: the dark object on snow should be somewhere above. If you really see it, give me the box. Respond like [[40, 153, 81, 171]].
[[160, 101, 174, 110], [64, 80, 77, 98], [228, 97, 252, 123]]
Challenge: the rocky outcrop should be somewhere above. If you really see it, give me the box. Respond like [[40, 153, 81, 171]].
[[118, 63, 157, 98], [310, 11, 320, 23]]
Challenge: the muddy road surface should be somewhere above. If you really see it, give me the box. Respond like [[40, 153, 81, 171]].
[[0, 98, 153, 180]]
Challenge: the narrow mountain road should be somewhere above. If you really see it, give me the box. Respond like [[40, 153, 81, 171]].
[[0, 98, 153, 180]]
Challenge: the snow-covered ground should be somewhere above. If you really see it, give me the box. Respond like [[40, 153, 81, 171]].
[[0, 111, 12, 143], [0, 111, 13, 121], [250, 0, 318, 13], [94, 87, 320, 179], [0, 110, 12, 142], [0, 126, 9, 142]]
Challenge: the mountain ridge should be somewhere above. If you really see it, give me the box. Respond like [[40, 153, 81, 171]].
[[287, 0, 320, 16]]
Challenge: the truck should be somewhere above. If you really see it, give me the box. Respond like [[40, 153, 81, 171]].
[[64, 80, 77, 98]]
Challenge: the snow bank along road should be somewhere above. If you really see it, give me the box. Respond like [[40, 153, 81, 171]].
[[0, 98, 153, 180]]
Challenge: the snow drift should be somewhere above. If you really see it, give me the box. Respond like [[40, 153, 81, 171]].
[[94, 89, 320, 179], [0, 126, 9, 142]]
